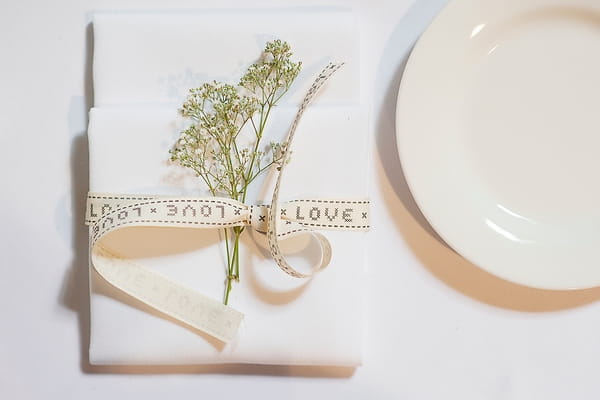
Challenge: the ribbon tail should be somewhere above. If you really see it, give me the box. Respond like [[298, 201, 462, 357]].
[[92, 244, 243, 343]]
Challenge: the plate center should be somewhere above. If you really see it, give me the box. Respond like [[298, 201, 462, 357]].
[[465, 8, 600, 219]]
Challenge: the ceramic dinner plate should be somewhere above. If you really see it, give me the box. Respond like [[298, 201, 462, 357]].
[[396, 0, 600, 289]]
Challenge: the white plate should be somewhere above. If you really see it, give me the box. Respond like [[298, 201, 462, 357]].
[[396, 0, 600, 289]]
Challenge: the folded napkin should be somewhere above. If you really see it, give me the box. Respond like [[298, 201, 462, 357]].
[[88, 9, 369, 366]]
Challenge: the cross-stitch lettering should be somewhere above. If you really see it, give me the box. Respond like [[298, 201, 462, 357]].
[[101, 204, 112, 216], [343, 208, 353, 222], [309, 207, 320, 221], [294, 206, 355, 224], [325, 207, 339, 221], [102, 216, 113, 229], [182, 204, 196, 217], [200, 205, 212, 217]]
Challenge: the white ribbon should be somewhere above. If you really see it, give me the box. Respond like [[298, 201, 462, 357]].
[[86, 63, 370, 343]]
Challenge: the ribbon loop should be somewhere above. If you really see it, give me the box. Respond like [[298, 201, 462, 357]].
[[267, 62, 348, 279]]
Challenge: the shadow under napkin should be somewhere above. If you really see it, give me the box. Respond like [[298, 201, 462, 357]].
[[84, 363, 354, 377], [59, 23, 94, 374], [375, 0, 600, 312]]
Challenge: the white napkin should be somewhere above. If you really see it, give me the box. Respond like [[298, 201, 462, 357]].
[[92, 10, 360, 107], [88, 9, 369, 366]]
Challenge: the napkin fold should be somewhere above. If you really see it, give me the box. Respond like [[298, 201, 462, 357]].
[[92, 10, 360, 107], [88, 9, 369, 366]]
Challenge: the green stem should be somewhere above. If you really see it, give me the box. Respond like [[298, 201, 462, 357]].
[[224, 275, 233, 305], [233, 226, 244, 278], [223, 227, 232, 305], [223, 228, 231, 272], [243, 102, 274, 195], [223, 226, 244, 305]]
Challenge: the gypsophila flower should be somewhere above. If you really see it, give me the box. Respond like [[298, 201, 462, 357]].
[[170, 40, 301, 305]]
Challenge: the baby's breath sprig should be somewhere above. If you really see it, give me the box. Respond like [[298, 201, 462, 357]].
[[170, 40, 301, 304]]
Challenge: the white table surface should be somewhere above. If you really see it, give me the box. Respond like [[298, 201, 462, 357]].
[[3, 0, 600, 398]]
